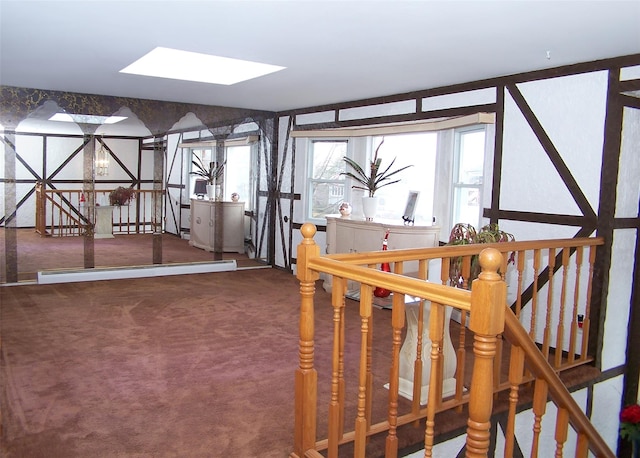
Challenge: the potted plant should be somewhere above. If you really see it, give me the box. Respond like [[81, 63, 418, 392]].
[[109, 186, 136, 206], [620, 403, 640, 457], [446, 222, 515, 287], [341, 137, 412, 220], [190, 157, 225, 200]]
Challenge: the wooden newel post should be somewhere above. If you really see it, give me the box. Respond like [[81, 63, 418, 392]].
[[465, 248, 506, 458], [293, 223, 320, 457], [35, 181, 45, 235]]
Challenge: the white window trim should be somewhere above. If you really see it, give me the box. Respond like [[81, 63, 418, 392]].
[[305, 137, 352, 224]]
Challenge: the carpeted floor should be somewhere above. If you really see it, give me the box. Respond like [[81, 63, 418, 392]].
[[0, 228, 265, 284], [0, 232, 601, 457], [1, 268, 430, 457]]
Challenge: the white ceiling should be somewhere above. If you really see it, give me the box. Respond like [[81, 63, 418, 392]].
[[1, 0, 639, 113]]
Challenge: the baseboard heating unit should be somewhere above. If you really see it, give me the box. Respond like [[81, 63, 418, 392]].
[[37, 260, 237, 284]]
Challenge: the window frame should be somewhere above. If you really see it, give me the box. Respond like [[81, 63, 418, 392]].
[[306, 138, 350, 223], [187, 143, 255, 209], [450, 125, 488, 230], [294, 115, 494, 232]]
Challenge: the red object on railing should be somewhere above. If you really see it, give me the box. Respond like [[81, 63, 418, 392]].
[[79, 192, 85, 203], [374, 231, 391, 298]]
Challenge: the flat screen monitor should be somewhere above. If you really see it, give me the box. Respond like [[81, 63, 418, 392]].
[[193, 179, 208, 196]]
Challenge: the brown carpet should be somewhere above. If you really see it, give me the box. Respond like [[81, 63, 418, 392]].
[[1, 229, 264, 284], [0, 248, 600, 457], [0, 268, 429, 457]]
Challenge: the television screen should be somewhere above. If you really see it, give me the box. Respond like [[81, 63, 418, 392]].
[[193, 179, 208, 196]]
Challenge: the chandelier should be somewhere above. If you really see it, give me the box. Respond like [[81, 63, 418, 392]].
[[95, 143, 110, 176]]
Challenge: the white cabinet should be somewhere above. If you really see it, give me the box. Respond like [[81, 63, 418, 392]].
[[324, 216, 441, 291], [189, 199, 245, 253], [326, 215, 440, 255]]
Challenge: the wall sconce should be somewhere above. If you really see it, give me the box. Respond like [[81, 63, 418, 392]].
[[95, 143, 110, 176]]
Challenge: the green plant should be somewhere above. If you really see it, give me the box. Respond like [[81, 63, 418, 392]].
[[446, 222, 516, 287], [190, 157, 225, 185], [341, 138, 412, 197], [109, 186, 136, 206]]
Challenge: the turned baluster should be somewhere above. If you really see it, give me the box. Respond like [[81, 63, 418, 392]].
[[412, 260, 428, 421], [530, 249, 541, 341], [515, 250, 525, 319], [554, 406, 569, 458], [327, 276, 346, 458], [555, 249, 570, 368], [385, 290, 405, 458], [493, 253, 510, 393], [441, 257, 467, 407], [542, 248, 556, 359], [424, 300, 445, 457], [504, 344, 525, 457], [581, 246, 596, 359], [354, 283, 373, 458], [338, 284, 346, 437], [568, 246, 583, 362], [531, 378, 548, 457]]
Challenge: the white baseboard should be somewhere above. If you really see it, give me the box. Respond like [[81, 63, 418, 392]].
[[37, 260, 237, 284]]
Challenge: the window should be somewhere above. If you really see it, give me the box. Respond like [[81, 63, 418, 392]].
[[189, 148, 214, 198], [451, 127, 486, 228], [224, 145, 253, 208], [299, 117, 492, 227], [308, 140, 347, 219], [370, 133, 437, 224]]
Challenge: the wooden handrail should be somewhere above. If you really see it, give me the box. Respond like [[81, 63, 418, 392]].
[[36, 183, 87, 236], [35, 186, 162, 236], [292, 223, 611, 458], [503, 310, 615, 458], [308, 257, 472, 311], [323, 237, 603, 265]]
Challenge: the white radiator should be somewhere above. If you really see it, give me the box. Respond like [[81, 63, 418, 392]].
[[37, 260, 237, 284]]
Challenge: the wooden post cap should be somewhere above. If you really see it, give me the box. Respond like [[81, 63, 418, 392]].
[[301, 222, 317, 241], [478, 248, 502, 281]]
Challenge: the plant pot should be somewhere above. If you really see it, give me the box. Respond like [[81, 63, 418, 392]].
[[206, 184, 215, 200], [362, 196, 378, 221]]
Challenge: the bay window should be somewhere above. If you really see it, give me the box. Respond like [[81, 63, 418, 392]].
[[299, 114, 493, 231]]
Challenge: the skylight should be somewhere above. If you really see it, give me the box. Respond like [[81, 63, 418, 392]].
[[49, 113, 127, 124], [120, 47, 285, 85]]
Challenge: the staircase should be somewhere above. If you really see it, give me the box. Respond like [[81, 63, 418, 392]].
[[292, 223, 612, 457], [35, 182, 88, 236], [35, 182, 161, 237]]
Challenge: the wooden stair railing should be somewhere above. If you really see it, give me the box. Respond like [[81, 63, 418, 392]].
[[292, 223, 611, 458], [35, 184, 162, 236], [502, 309, 614, 457], [35, 183, 88, 236]]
